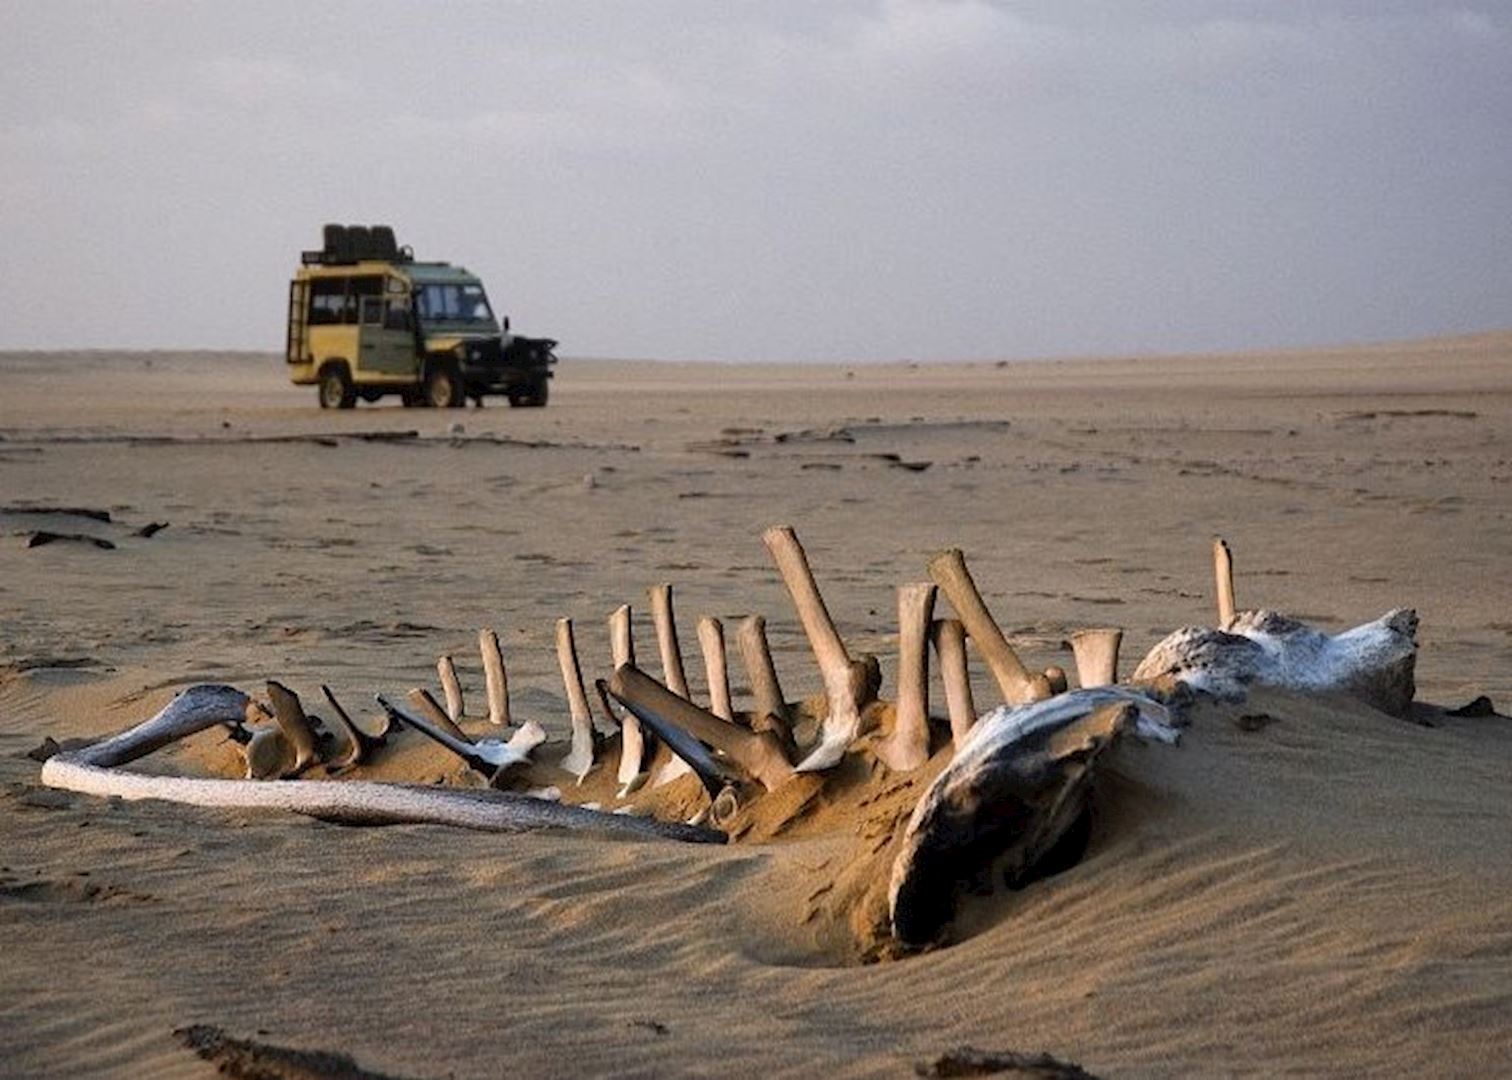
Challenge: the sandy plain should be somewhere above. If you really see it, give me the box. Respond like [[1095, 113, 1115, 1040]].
[[1, 334, 1510, 1077]]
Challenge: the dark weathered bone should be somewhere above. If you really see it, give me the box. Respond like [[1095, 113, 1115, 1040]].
[[1214, 536, 1236, 630], [555, 618, 597, 781], [603, 676, 742, 799], [736, 614, 788, 728], [1043, 666, 1069, 695], [930, 618, 977, 750], [478, 628, 510, 727], [319, 684, 383, 769], [1069, 629, 1122, 689], [608, 664, 796, 792], [378, 695, 533, 783], [762, 525, 865, 771], [405, 687, 471, 743], [875, 583, 937, 772], [40, 685, 723, 843], [889, 690, 1175, 946], [437, 654, 465, 723], [696, 616, 734, 722], [609, 604, 648, 792], [926, 549, 1053, 706], [265, 680, 319, 774]]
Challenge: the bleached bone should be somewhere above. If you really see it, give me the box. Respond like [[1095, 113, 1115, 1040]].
[[927, 549, 1053, 707], [762, 525, 866, 772], [648, 584, 690, 697], [609, 604, 648, 793], [930, 618, 977, 750], [648, 584, 695, 786], [437, 655, 465, 723], [697, 616, 734, 722], [1134, 608, 1419, 717], [555, 618, 597, 781], [478, 628, 510, 727], [379, 695, 536, 784], [875, 583, 937, 772], [40, 685, 722, 843], [244, 727, 295, 780], [405, 687, 470, 743], [603, 678, 743, 800], [1214, 537, 1237, 630], [736, 614, 788, 727], [888, 687, 1177, 946], [265, 681, 318, 774], [608, 664, 796, 792], [1069, 628, 1122, 689]]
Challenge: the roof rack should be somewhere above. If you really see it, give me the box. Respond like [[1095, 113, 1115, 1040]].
[[300, 223, 412, 266]]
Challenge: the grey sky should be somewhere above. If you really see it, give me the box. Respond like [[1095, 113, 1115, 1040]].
[[2, 2, 1508, 361]]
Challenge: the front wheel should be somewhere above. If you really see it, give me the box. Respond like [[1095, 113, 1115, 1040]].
[[318, 365, 356, 409], [423, 363, 464, 408]]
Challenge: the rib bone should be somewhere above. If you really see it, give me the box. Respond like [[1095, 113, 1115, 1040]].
[[378, 695, 532, 784], [437, 655, 465, 724], [405, 687, 471, 743], [736, 614, 788, 728], [609, 604, 648, 792], [1214, 536, 1236, 630], [265, 680, 318, 774], [608, 664, 796, 792], [555, 618, 597, 781], [930, 618, 977, 751], [648, 584, 690, 698], [926, 549, 1052, 706], [319, 684, 382, 769], [478, 628, 510, 727], [697, 616, 734, 722], [40, 685, 722, 843], [875, 583, 937, 772], [762, 525, 864, 771], [1069, 628, 1122, 689]]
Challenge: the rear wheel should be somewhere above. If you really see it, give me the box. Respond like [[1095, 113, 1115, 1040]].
[[508, 378, 549, 408], [423, 363, 464, 408], [318, 364, 356, 409]]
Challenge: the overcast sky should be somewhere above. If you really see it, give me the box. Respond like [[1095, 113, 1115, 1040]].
[[1, 2, 1508, 361]]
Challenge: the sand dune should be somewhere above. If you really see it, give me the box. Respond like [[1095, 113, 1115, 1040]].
[[2, 335, 1510, 1077]]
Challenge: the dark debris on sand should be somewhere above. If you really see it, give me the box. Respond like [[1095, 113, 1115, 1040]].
[[175, 1024, 411, 1080], [917, 1046, 1102, 1079]]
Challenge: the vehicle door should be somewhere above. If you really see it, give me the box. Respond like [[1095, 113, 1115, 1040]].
[[357, 276, 418, 378]]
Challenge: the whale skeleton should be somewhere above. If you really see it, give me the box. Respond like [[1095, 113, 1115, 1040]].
[[34, 527, 1422, 949]]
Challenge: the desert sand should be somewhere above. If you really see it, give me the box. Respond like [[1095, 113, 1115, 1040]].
[[2, 334, 1510, 1078]]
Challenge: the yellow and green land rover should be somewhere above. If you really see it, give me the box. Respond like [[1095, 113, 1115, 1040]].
[[286, 224, 556, 408]]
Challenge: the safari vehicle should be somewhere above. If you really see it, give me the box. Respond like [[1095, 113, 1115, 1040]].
[[286, 224, 556, 408]]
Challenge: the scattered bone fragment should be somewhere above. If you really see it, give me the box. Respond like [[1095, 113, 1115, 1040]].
[[555, 618, 597, 781], [40, 685, 723, 843], [405, 688, 470, 743], [265, 681, 319, 774], [930, 618, 977, 751], [437, 654, 465, 723], [609, 664, 796, 792], [927, 549, 1053, 707], [478, 628, 510, 727], [1069, 628, 1122, 689], [1213, 536, 1237, 630], [763, 525, 867, 771], [875, 583, 937, 772], [736, 614, 788, 728], [697, 616, 734, 722], [609, 604, 648, 793]]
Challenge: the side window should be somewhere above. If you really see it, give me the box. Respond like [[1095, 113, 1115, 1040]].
[[308, 278, 348, 325], [360, 296, 384, 327], [383, 300, 412, 331]]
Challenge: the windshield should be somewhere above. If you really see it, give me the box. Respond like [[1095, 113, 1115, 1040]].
[[415, 282, 495, 325]]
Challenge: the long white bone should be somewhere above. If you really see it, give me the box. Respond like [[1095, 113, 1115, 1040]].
[[478, 628, 510, 727], [437, 655, 465, 724], [697, 616, 734, 722], [609, 604, 648, 793], [555, 618, 597, 782], [930, 618, 977, 751], [762, 525, 864, 772], [875, 583, 937, 772], [40, 685, 723, 843], [927, 549, 1053, 707], [1214, 537, 1237, 630]]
